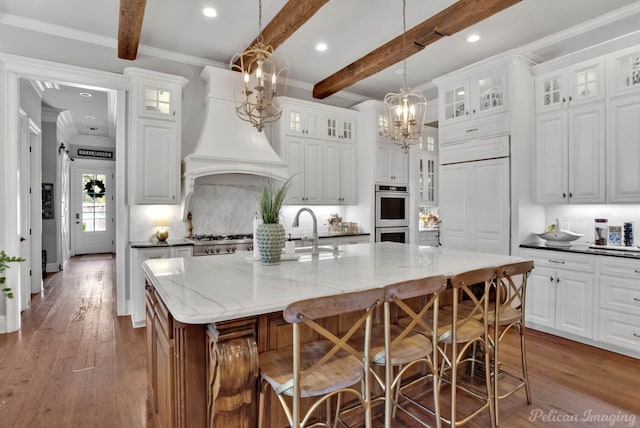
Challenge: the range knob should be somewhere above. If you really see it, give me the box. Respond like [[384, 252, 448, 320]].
[[206, 246, 213, 254], [214, 247, 221, 254], [247, 244, 253, 251], [227, 246, 236, 253]]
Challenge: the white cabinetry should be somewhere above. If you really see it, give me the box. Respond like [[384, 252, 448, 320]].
[[439, 65, 507, 126], [375, 142, 408, 184], [439, 155, 510, 255], [521, 249, 595, 340], [608, 46, 640, 97], [608, 94, 640, 202], [534, 101, 605, 204], [282, 137, 324, 204], [535, 58, 605, 113], [597, 258, 640, 356], [273, 98, 357, 205], [324, 142, 356, 204], [125, 68, 188, 205], [130, 244, 193, 327], [417, 128, 438, 205]]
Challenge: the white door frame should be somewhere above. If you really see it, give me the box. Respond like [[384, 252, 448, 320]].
[[0, 53, 129, 333], [70, 161, 116, 255]]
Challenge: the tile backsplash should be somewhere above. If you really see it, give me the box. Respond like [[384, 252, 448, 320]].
[[189, 183, 261, 235], [545, 205, 640, 244]]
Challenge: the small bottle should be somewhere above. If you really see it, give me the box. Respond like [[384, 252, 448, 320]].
[[594, 219, 608, 246]]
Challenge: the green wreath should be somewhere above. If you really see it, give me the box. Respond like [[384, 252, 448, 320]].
[[85, 179, 106, 198]]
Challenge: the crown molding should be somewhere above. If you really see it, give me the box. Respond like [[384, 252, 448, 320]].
[[56, 110, 78, 142]]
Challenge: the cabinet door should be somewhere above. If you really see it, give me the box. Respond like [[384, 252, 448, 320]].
[[471, 70, 506, 117], [304, 140, 324, 204], [608, 94, 640, 202], [441, 82, 469, 125], [555, 270, 595, 339], [284, 138, 306, 204], [139, 84, 178, 120], [609, 47, 640, 96], [133, 119, 178, 204], [567, 102, 605, 203], [568, 59, 605, 105], [155, 318, 175, 428], [525, 266, 556, 329], [534, 111, 568, 203], [391, 148, 409, 184], [535, 71, 565, 113], [470, 158, 510, 255], [323, 142, 341, 204], [146, 290, 157, 411], [375, 143, 393, 182], [340, 144, 357, 204], [285, 106, 322, 138], [439, 163, 469, 251]]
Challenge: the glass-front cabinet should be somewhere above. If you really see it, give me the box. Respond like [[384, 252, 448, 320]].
[[418, 128, 438, 205], [609, 46, 640, 96], [439, 67, 507, 126], [535, 58, 604, 112]]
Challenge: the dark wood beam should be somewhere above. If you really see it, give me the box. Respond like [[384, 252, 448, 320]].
[[118, 0, 147, 60], [313, 0, 521, 99], [233, 0, 330, 70]]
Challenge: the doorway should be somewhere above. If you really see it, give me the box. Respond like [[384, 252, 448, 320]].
[[71, 166, 115, 255]]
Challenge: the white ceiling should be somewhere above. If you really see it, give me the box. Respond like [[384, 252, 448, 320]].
[[3, 0, 640, 136]]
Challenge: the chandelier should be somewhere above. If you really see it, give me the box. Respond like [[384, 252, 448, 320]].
[[381, 0, 427, 153], [230, 0, 288, 132]]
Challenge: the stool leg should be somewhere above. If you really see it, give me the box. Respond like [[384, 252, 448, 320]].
[[520, 324, 532, 404], [484, 337, 496, 428]]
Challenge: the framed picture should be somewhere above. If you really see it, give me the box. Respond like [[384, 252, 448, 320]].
[[42, 183, 54, 219]]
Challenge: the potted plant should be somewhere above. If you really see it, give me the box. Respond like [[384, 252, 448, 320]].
[[1, 251, 25, 299], [255, 178, 290, 265]]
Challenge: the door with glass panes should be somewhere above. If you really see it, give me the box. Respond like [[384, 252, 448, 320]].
[[72, 167, 115, 255]]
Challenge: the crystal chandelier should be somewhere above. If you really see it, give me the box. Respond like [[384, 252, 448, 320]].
[[230, 0, 288, 132], [381, 0, 427, 153]]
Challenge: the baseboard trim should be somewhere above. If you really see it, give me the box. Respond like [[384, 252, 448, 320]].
[[0, 315, 6, 334], [46, 262, 60, 273]]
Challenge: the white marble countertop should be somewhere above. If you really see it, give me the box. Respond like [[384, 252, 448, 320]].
[[142, 242, 522, 325]]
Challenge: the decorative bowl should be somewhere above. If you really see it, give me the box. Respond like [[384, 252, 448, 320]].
[[535, 230, 584, 247]]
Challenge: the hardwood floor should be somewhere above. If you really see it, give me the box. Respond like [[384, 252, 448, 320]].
[[1, 256, 638, 427], [0, 256, 154, 428]]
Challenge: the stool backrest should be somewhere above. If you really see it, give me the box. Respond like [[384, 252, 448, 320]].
[[447, 267, 496, 324], [494, 260, 534, 313]]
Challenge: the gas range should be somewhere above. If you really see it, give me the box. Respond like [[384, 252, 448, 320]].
[[192, 234, 253, 256]]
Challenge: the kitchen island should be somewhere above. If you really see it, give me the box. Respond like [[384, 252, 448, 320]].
[[142, 242, 521, 427]]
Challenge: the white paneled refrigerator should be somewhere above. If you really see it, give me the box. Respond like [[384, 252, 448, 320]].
[[438, 135, 511, 255]]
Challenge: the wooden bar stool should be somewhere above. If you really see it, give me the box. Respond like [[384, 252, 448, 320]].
[[490, 261, 534, 426], [437, 267, 496, 428], [257, 288, 383, 428], [375, 275, 447, 428]]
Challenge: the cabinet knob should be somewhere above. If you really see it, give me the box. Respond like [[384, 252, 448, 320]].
[[633, 333, 640, 338], [556, 277, 560, 283], [633, 297, 640, 302], [562, 192, 567, 199], [634, 269, 640, 274], [549, 276, 554, 283], [569, 96, 573, 102], [569, 192, 573, 198], [562, 97, 566, 103]]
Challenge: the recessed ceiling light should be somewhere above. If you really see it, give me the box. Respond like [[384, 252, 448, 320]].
[[85, 115, 96, 120], [315, 42, 328, 52], [203, 7, 217, 18], [79, 92, 92, 97], [467, 34, 480, 43]]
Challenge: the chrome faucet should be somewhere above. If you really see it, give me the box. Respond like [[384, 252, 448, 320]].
[[292, 207, 318, 256]]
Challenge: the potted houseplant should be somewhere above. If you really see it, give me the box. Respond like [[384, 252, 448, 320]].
[[255, 178, 290, 265], [1, 251, 25, 299]]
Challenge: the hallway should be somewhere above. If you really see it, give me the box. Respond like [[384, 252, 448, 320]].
[[0, 255, 152, 427]]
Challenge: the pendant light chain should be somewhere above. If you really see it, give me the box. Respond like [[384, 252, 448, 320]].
[[402, 0, 408, 89]]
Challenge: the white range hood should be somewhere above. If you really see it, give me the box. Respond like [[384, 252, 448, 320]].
[[183, 66, 289, 215]]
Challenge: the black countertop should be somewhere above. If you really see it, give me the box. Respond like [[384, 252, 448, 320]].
[[520, 242, 640, 260], [130, 238, 194, 249]]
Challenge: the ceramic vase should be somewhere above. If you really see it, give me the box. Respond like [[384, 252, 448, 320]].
[[256, 223, 285, 265]]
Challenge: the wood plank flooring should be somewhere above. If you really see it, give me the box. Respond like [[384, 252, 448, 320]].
[[0, 256, 639, 427]]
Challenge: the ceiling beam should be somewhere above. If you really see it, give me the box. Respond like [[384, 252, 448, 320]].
[[313, 0, 521, 99], [118, 0, 147, 60], [233, 0, 330, 70]]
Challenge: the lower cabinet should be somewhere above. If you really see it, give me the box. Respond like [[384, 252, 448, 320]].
[[524, 251, 595, 339], [521, 248, 640, 358], [145, 284, 207, 428]]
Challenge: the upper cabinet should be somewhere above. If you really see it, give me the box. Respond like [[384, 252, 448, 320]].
[[608, 46, 640, 97], [271, 98, 358, 205], [535, 57, 605, 113], [439, 65, 507, 126], [608, 94, 640, 202], [417, 127, 438, 205], [125, 68, 188, 205], [375, 142, 409, 184], [284, 103, 322, 139]]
